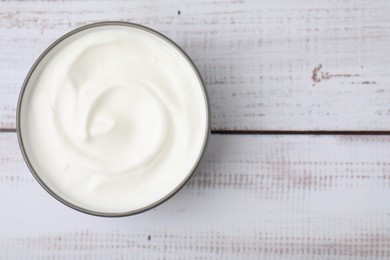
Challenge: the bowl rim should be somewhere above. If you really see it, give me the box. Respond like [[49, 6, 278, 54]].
[[16, 21, 211, 217]]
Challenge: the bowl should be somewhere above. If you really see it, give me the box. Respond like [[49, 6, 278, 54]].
[[16, 21, 210, 217]]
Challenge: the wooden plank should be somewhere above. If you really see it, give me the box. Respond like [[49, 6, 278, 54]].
[[1, 0, 390, 131], [1, 132, 390, 259]]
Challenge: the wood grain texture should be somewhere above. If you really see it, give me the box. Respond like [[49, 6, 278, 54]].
[[1, 132, 390, 259], [1, 0, 390, 130], [2, 1, 390, 259]]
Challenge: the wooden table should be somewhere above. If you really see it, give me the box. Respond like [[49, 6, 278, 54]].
[[1, 1, 390, 259]]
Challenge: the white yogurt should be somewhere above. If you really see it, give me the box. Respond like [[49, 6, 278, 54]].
[[19, 24, 208, 214]]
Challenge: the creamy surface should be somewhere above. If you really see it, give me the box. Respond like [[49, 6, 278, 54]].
[[20, 25, 208, 214]]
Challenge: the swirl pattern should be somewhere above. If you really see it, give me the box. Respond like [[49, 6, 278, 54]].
[[21, 25, 208, 213]]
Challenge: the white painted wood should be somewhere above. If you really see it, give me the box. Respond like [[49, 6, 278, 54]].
[[2, 0, 390, 259], [1, 0, 390, 130], [1, 132, 390, 259]]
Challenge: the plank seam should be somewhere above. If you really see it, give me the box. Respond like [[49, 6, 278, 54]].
[[3, 128, 390, 135], [211, 130, 390, 135]]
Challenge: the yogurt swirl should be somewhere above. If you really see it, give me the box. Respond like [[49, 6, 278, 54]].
[[19, 25, 208, 214]]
